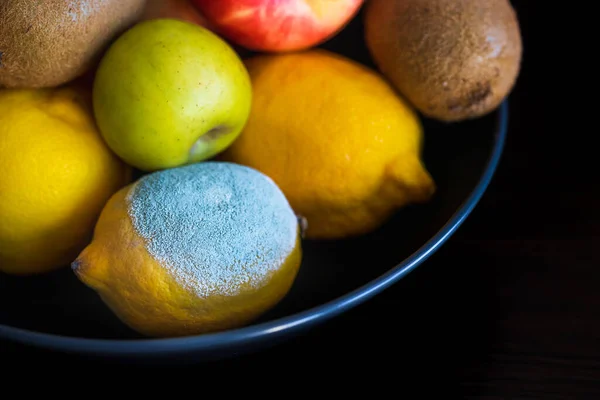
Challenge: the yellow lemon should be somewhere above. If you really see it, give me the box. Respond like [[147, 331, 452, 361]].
[[0, 86, 131, 275], [73, 162, 302, 337], [221, 50, 435, 239]]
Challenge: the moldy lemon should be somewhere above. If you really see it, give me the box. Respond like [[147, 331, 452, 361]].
[[73, 162, 302, 337]]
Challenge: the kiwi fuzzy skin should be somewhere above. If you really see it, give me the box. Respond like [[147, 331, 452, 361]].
[[0, 0, 147, 89], [365, 0, 522, 123]]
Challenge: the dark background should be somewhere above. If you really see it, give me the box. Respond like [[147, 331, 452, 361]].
[[2, 1, 597, 397]]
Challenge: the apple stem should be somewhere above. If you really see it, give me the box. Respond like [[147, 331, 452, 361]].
[[188, 125, 229, 161]]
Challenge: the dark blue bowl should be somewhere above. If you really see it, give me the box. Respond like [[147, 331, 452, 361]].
[[0, 12, 509, 362]]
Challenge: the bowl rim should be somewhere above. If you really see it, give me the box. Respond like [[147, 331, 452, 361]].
[[0, 101, 509, 357]]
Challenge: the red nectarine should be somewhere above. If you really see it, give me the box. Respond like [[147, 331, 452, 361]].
[[191, 0, 364, 52], [141, 0, 210, 27]]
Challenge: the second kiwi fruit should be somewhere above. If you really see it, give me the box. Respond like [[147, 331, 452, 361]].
[[364, 0, 523, 123]]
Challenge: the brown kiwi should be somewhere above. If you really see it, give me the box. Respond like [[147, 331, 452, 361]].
[[364, 0, 522, 122], [0, 0, 147, 89]]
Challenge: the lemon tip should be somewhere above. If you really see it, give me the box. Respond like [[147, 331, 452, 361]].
[[70, 257, 85, 277]]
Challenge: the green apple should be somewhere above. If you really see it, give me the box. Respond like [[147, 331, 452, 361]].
[[92, 18, 252, 171]]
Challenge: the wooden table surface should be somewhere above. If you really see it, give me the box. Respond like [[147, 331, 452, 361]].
[[3, 2, 597, 397]]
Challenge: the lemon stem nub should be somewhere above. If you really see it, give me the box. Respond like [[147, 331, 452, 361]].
[[297, 215, 308, 238]]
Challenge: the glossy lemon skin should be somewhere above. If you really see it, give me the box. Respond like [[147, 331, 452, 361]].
[[0, 87, 131, 275]]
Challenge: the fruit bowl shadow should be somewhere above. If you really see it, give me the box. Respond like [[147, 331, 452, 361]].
[[0, 13, 509, 361]]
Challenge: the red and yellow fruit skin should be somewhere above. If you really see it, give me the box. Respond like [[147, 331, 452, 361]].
[[192, 0, 364, 52], [140, 0, 211, 27]]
